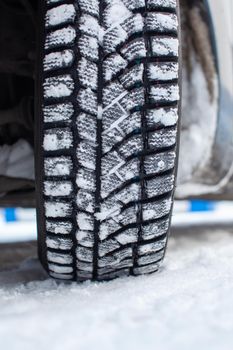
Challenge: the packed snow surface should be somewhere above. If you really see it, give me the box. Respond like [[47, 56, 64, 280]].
[[0, 228, 233, 350]]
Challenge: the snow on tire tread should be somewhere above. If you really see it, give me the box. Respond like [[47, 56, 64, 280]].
[[39, 0, 180, 281]]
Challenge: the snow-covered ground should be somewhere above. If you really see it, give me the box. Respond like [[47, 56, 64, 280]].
[[0, 227, 233, 350]]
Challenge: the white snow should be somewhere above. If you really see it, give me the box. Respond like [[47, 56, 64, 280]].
[[148, 108, 178, 126], [77, 213, 94, 231], [44, 181, 73, 197], [44, 156, 73, 177], [45, 26, 76, 49], [148, 13, 178, 32], [95, 206, 121, 222], [151, 37, 179, 56], [47, 251, 73, 265], [45, 201, 72, 218], [43, 128, 73, 151], [105, 1, 131, 27], [150, 85, 180, 102], [46, 4, 75, 28], [148, 62, 179, 81], [46, 236, 73, 250], [0, 228, 233, 350], [44, 50, 74, 71], [44, 75, 74, 99]]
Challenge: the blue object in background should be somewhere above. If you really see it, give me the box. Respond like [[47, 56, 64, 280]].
[[5, 208, 16, 222], [190, 200, 215, 212]]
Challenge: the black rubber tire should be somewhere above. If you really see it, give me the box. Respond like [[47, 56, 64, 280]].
[[35, 0, 181, 281]]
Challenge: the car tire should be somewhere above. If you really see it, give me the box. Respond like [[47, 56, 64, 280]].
[[35, 0, 181, 281]]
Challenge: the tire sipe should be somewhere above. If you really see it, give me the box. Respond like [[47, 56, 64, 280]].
[[36, 0, 181, 281]]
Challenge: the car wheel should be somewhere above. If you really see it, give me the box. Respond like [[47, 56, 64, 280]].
[[35, 0, 181, 281]]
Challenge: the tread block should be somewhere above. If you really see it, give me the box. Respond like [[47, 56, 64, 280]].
[[47, 251, 73, 264], [76, 230, 94, 248], [144, 151, 176, 175], [103, 82, 126, 108], [78, 88, 97, 115], [44, 156, 73, 176], [99, 219, 122, 240], [102, 151, 125, 176], [122, 13, 144, 36], [76, 246, 93, 263], [77, 212, 94, 231], [46, 236, 73, 250], [146, 13, 178, 33], [97, 268, 130, 280], [147, 0, 177, 9], [98, 262, 132, 277], [45, 26, 76, 50], [143, 198, 172, 221], [44, 50, 74, 71], [122, 0, 145, 10], [137, 250, 164, 266], [48, 263, 73, 274], [101, 158, 139, 198], [119, 135, 143, 158], [120, 87, 145, 111], [148, 62, 178, 81], [121, 38, 146, 61], [46, 219, 73, 235], [118, 206, 137, 226], [98, 247, 133, 268], [78, 58, 98, 90], [103, 26, 128, 55], [142, 219, 169, 240], [79, 14, 99, 38], [149, 84, 179, 104], [98, 239, 121, 257], [76, 168, 96, 192], [76, 261, 93, 272], [102, 104, 127, 131], [138, 238, 167, 255], [148, 128, 177, 149], [146, 107, 178, 127], [103, 53, 127, 82], [49, 272, 73, 280], [43, 127, 73, 151], [44, 180, 73, 197], [146, 174, 174, 197], [77, 141, 96, 170], [45, 4, 76, 28], [119, 63, 143, 89], [115, 227, 138, 244], [77, 113, 97, 142], [151, 37, 179, 57], [44, 75, 74, 99], [45, 200, 73, 218], [43, 103, 74, 123], [79, 35, 99, 61], [79, 0, 99, 17], [115, 182, 141, 204], [77, 189, 95, 213], [133, 262, 160, 275], [103, 1, 131, 29]]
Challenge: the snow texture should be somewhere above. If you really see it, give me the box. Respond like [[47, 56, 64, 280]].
[[45, 4, 75, 28], [0, 228, 233, 350]]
